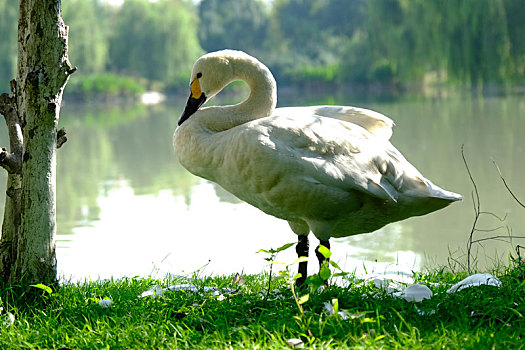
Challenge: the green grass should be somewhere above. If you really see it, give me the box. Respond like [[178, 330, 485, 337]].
[[0, 263, 524, 349]]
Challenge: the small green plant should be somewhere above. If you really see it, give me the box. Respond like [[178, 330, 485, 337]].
[[259, 243, 357, 339], [307, 245, 350, 292], [257, 242, 295, 299]]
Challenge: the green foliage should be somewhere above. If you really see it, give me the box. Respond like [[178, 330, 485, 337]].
[[504, 0, 525, 82], [288, 64, 341, 85], [64, 73, 147, 101], [264, 0, 351, 84], [369, 59, 396, 84], [0, 0, 203, 94], [268, 0, 349, 64], [1, 0, 525, 95], [266, 0, 525, 89], [0, 264, 523, 348], [107, 0, 203, 90], [425, 0, 513, 87], [62, 0, 110, 75], [198, 0, 269, 57]]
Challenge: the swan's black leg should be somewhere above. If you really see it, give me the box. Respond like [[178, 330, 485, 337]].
[[315, 240, 331, 284], [296, 235, 309, 287]]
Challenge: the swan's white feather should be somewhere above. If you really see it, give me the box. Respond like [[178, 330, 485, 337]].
[[276, 105, 394, 140]]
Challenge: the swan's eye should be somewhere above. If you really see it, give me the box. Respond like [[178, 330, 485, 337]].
[[196, 72, 202, 78]]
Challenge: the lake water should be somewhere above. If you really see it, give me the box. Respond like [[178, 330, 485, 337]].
[[1, 92, 524, 281]]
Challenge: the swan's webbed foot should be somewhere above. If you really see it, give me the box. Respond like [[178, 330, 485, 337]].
[[296, 235, 309, 287]]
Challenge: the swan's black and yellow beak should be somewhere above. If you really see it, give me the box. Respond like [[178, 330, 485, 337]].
[[179, 77, 207, 126]]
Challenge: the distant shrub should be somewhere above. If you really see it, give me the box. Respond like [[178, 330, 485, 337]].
[[369, 59, 396, 84], [288, 64, 340, 84], [65, 73, 147, 101]]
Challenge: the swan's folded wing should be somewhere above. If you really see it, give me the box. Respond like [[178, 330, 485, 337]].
[[255, 114, 400, 201], [275, 106, 394, 140]]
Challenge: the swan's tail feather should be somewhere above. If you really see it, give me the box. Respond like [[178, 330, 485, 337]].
[[404, 176, 462, 203], [427, 182, 462, 202]]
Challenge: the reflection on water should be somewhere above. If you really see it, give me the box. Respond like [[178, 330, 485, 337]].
[[0, 94, 524, 281]]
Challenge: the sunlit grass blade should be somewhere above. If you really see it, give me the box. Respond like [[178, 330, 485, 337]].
[[29, 284, 53, 294]]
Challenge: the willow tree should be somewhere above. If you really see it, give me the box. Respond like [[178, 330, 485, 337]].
[[0, 0, 74, 285]]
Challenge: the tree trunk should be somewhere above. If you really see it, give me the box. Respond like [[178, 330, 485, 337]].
[[0, 0, 74, 285]]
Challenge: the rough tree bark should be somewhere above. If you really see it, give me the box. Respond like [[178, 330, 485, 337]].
[[0, 0, 74, 285]]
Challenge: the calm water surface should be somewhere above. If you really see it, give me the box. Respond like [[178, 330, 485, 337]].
[[0, 93, 524, 281]]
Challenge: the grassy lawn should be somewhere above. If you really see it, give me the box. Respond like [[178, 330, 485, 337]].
[[0, 261, 523, 349]]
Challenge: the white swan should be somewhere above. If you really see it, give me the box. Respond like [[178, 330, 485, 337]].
[[173, 50, 462, 285]]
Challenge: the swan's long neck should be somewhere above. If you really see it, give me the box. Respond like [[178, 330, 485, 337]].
[[200, 56, 277, 132]]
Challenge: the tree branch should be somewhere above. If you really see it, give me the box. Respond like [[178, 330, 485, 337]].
[[0, 92, 15, 118], [472, 235, 525, 244], [0, 148, 22, 174], [462, 145, 480, 273], [492, 159, 525, 209], [0, 83, 23, 174], [56, 127, 67, 149]]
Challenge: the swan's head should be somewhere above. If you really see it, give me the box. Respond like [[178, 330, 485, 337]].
[[179, 51, 236, 126]]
